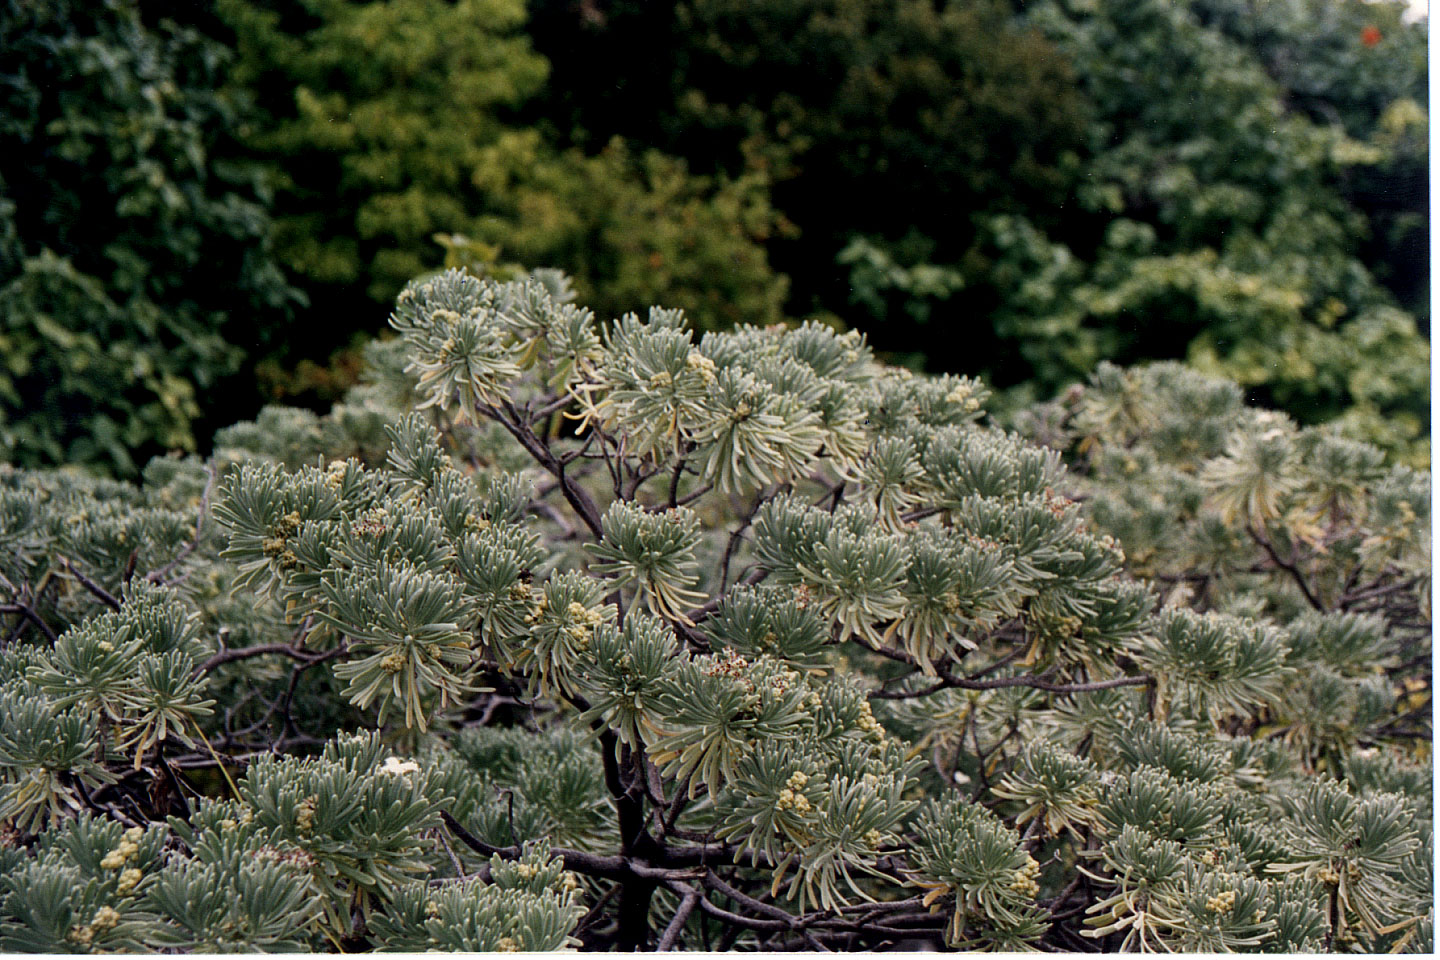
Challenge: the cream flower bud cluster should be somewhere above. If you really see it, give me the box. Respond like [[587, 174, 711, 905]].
[[116, 867, 143, 895], [775, 770, 813, 814], [1009, 855, 1041, 898], [563, 600, 606, 649], [256, 845, 317, 871], [1317, 863, 1361, 886], [67, 906, 121, 947], [100, 826, 145, 870], [856, 702, 885, 740], [686, 351, 717, 383], [218, 807, 254, 833], [1205, 890, 1236, 915], [295, 795, 318, 833], [379, 756, 421, 777], [775, 789, 811, 814], [944, 383, 981, 412]]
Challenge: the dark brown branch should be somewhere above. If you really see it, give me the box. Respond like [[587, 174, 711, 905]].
[[718, 486, 781, 593], [480, 401, 604, 537], [870, 678, 949, 700], [668, 452, 687, 510], [1247, 524, 1325, 612], [529, 393, 574, 424], [436, 827, 468, 879], [675, 882, 790, 934], [527, 500, 577, 539], [1341, 575, 1421, 610], [145, 465, 217, 584], [557, 429, 599, 467], [685, 566, 769, 625], [670, 483, 713, 510], [0, 602, 59, 645], [866, 634, 1028, 698], [965, 635, 1030, 679], [661, 771, 695, 837], [61, 557, 121, 611], [658, 885, 700, 951], [574, 883, 621, 938], [700, 871, 828, 951], [660, 842, 776, 871], [868, 644, 1152, 697], [623, 460, 664, 502], [440, 811, 701, 883], [195, 641, 347, 677], [829, 897, 928, 919]]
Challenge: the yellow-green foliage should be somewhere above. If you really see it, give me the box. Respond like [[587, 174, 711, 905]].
[[219, 0, 787, 334]]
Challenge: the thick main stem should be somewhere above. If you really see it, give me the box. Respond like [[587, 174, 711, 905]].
[[608, 736, 664, 950]]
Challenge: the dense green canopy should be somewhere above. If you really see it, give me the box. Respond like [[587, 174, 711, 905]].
[[0, 0, 299, 473], [1, 0, 1429, 461]]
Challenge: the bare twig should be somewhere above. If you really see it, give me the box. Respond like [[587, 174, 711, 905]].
[[868, 644, 1152, 697], [436, 828, 468, 880], [674, 882, 790, 934], [668, 452, 687, 510], [700, 871, 829, 951], [439, 810, 699, 883], [658, 885, 700, 951], [480, 400, 605, 537], [0, 602, 59, 645], [145, 465, 217, 583], [529, 393, 574, 425], [194, 642, 347, 677], [1247, 523, 1325, 612], [61, 557, 121, 611], [685, 566, 769, 625], [717, 486, 780, 593], [527, 500, 577, 538], [575, 883, 621, 937], [1341, 575, 1421, 610]]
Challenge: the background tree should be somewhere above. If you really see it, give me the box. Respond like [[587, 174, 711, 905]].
[[5, 0, 1423, 470], [526, 0, 1089, 367], [527, 0, 1428, 461], [208, 0, 788, 403], [0, 0, 300, 474], [977, 0, 1428, 461], [1192, 0, 1429, 316]]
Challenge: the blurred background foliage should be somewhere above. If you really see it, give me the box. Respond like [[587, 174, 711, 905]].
[[204, 0, 791, 401], [0, 0, 301, 474], [1, 0, 1429, 473]]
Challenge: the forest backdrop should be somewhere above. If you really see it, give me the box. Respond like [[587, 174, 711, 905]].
[[1, 0, 1429, 474]]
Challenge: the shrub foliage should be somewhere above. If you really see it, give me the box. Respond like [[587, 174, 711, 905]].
[[0, 269, 1430, 951]]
